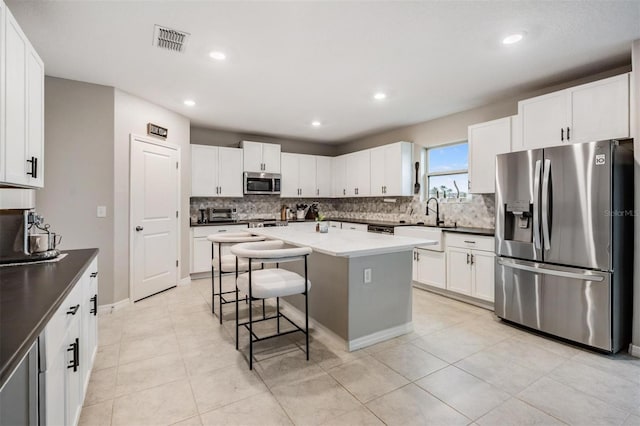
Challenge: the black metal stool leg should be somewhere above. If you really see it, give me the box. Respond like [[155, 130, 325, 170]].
[[276, 297, 280, 333], [262, 300, 266, 319], [235, 256, 239, 350], [249, 259, 253, 370], [211, 243, 215, 315], [305, 255, 309, 361], [218, 242, 223, 324]]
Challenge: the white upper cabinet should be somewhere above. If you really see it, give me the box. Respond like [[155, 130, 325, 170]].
[[217, 147, 244, 196], [568, 74, 629, 144], [315, 156, 332, 197], [332, 155, 347, 197], [280, 152, 321, 198], [468, 117, 512, 193], [241, 140, 281, 173], [346, 150, 371, 197], [280, 152, 300, 197], [1, 5, 44, 188], [518, 73, 629, 150], [369, 141, 413, 196], [191, 145, 243, 197]]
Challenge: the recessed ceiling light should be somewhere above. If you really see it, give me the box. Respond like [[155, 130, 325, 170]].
[[311, 120, 322, 127], [373, 92, 387, 100], [209, 51, 226, 60], [184, 99, 196, 107], [502, 33, 524, 45]]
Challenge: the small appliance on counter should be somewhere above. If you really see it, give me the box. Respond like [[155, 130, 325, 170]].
[[208, 208, 237, 223], [0, 209, 61, 264], [305, 203, 319, 220]]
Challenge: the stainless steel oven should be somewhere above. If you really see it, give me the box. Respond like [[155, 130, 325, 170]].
[[244, 172, 281, 195]]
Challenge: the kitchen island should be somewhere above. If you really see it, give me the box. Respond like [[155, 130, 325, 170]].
[[249, 227, 435, 350]]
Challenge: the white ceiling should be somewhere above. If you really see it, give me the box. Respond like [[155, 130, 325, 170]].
[[6, 1, 640, 143]]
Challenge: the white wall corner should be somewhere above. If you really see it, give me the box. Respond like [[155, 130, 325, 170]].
[[97, 298, 131, 314], [179, 276, 192, 286], [631, 39, 640, 352]]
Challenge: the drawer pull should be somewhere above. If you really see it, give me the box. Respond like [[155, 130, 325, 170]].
[[90, 295, 98, 316], [67, 338, 79, 372], [66, 304, 80, 316], [463, 240, 476, 244]]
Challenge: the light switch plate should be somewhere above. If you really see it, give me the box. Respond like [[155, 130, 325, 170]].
[[97, 206, 107, 218], [364, 268, 372, 284]]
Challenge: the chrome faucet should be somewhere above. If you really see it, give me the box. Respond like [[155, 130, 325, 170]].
[[426, 194, 445, 227]]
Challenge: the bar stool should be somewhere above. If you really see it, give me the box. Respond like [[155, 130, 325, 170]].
[[207, 232, 266, 323], [231, 240, 312, 370]]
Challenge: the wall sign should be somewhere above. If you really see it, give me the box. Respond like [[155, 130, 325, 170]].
[[147, 123, 168, 139]]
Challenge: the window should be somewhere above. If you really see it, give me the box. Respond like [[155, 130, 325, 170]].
[[426, 142, 469, 199]]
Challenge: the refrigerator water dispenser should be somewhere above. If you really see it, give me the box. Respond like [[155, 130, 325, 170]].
[[504, 201, 533, 242]]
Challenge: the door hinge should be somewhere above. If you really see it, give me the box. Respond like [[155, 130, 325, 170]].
[[176, 260, 179, 267]]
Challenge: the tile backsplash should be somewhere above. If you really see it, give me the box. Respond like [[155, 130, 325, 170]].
[[191, 194, 495, 229]]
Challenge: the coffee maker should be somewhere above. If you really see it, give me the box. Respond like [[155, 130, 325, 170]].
[[0, 191, 61, 264]]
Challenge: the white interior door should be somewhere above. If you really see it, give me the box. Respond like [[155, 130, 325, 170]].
[[131, 137, 179, 301]]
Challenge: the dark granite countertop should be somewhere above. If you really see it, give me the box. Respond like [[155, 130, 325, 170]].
[[0, 248, 98, 388], [441, 227, 495, 236], [189, 218, 494, 236]]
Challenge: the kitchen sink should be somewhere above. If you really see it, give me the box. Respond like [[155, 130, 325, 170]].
[[394, 226, 444, 251]]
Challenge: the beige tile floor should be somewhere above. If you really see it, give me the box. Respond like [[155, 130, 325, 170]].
[[80, 276, 640, 426]]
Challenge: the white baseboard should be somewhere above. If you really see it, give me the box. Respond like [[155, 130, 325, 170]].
[[179, 276, 192, 286], [347, 322, 414, 351], [279, 299, 413, 352], [629, 343, 640, 358], [97, 298, 130, 314]]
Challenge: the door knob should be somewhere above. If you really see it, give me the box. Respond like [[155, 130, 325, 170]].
[[135, 226, 144, 231]]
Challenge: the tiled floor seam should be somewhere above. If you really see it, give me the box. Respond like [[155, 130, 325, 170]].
[[511, 394, 571, 425], [536, 370, 637, 420]]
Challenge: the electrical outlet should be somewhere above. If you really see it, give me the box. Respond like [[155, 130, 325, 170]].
[[97, 206, 107, 218], [364, 268, 372, 284]]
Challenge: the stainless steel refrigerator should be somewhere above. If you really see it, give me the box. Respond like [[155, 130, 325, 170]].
[[495, 139, 634, 353]]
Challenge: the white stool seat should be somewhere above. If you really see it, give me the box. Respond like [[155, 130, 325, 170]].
[[237, 269, 311, 299], [217, 254, 250, 272]]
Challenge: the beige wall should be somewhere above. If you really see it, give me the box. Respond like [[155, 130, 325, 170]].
[[38, 77, 116, 304], [191, 126, 336, 156], [631, 40, 639, 353], [113, 90, 191, 303], [336, 65, 631, 154]]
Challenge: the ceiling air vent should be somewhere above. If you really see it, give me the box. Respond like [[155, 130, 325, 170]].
[[153, 25, 189, 53]]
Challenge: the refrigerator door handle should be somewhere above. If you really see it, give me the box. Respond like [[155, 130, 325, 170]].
[[541, 159, 551, 250], [497, 259, 604, 282], [533, 160, 542, 250]]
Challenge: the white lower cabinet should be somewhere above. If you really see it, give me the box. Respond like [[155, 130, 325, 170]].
[[190, 225, 248, 274], [340, 222, 368, 232], [414, 248, 446, 289], [445, 235, 495, 302], [41, 258, 98, 426]]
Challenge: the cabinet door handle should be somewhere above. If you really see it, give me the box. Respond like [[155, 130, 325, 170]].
[[470, 254, 475, 265], [466, 253, 470, 264], [561, 128, 564, 141], [90, 295, 97, 315], [566, 127, 570, 141], [66, 304, 80, 315], [343, 189, 345, 196], [413, 251, 416, 261], [316, 189, 319, 196], [26, 156, 37, 179], [67, 338, 79, 372], [417, 252, 420, 261]]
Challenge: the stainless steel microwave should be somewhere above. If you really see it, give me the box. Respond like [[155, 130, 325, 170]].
[[244, 172, 281, 195]]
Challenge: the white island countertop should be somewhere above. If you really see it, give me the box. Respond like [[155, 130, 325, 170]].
[[249, 226, 436, 257]]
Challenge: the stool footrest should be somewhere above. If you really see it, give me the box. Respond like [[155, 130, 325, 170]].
[[238, 312, 306, 342]]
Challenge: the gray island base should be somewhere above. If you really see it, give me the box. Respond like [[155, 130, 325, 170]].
[[249, 227, 434, 351]]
